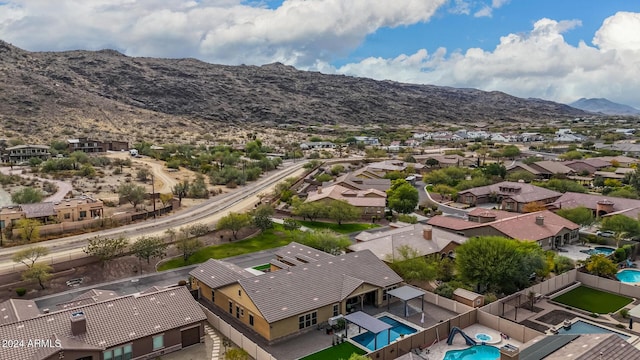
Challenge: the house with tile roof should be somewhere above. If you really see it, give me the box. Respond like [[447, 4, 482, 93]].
[[304, 184, 386, 217], [323, 173, 391, 193], [427, 210, 579, 250], [189, 244, 403, 343], [549, 192, 640, 219], [457, 181, 562, 213], [0, 197, 104, 231], [349, 223, 468, 261], [0, 286, 206, 360]]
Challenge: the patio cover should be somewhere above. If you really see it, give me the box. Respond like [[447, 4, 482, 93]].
[[344, 311, 393, 334], [387, 285, 425, 317], [344, 311, 392, 350]]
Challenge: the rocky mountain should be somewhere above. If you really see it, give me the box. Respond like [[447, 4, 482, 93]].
[[0, 40, 591, 142], [569, 98, 640, 116]]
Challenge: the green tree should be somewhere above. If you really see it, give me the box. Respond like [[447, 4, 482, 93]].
[[387, 179, 419, 214], [253, 204, 274, 232], [315, 173, 333, 183], [172, 180, 190, 206], [330, 165, 345, 176], [117, 183, 146, 210], [559, 150, 583, 160], [17, 218, 40, 242], [177, 237, 203, 262], [482, 163, 507, 179], [292, 229, 351, 255], [534, 179, 586, 193], [217, 212, 252, 240], [506, 170, 536, 183], [11, 187, 43, 204], [130, 236, 168, 265], [456, 236, 545, 294], [555, 206, 594, 226], [553, 255, 575, 274], [397, 214, 418, 224], [501, 145, 521, 159], [327, 200, 361, 225], [83, 236, 128, 267], [188, 174, 209, 198], [387, 245, 437, 282], [346, 354, 372, 360], [584, 254, 617, 277], [22, 263, 53, 290], [12, 246, 49, 268], [601, 215, 640, 237], [283, 218, 300, 231], [136, 167, 151, 181], [292, 201, 327, 221]]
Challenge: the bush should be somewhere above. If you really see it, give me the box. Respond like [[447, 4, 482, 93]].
[[283, 218, 300, 231], [620, 308, 630, 319], [616, 323, 626, 328], [590, 313, 599, 318], [15, 288, 26, 297], [178, 280, 187, 286]]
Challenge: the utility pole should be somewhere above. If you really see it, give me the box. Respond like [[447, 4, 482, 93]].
[[151, 173, 156, 218]]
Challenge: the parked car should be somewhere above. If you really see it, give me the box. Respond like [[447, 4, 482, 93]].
[[596, 230, 615, 238]]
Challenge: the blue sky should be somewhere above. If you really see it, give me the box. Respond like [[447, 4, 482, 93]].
[[1, 0, 640, 108]]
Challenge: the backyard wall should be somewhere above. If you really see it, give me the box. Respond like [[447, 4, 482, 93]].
[[477, 310, 543, 343], [577, 271, 640, 299], [199, 304, 277, 360], [423, 291, 474, 314]]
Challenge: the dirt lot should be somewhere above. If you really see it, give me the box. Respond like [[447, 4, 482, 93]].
[[0, 225, 258, 303]]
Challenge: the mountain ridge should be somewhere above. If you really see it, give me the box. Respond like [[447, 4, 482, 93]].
[[569, 98, 640, 116], [0, 40, 596, 142]]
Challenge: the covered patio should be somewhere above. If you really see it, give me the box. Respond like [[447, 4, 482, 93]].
[[344, 311, 393, 351], [386, 285, 426, 317]]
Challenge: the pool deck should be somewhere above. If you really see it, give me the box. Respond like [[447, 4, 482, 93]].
[[418, 323, 523, 360]]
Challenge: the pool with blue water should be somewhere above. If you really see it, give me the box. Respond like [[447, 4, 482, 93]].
[[443, 345, 500, 360], [351, 316, 418, 351]]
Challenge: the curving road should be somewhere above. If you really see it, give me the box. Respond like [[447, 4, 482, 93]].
[[0, 161, 309, 275]]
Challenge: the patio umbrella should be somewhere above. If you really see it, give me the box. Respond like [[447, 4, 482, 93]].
[[421, 312, 425, 325]]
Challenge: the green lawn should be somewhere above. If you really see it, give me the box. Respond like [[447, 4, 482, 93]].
[[552, 286, 632, 314], [157, 224, 294, 271], [299, 342, 366, 360], [297, 220, 379, 234]]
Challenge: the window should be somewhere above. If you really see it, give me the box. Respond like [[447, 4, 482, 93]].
[[153, 334, 164, 350], [211, 289, 215, 303], [298, 311, 317, 330], [229, 301, 233, 314], [238, 289, 242, 297], [383, 285, 397, 301], [249, 314, 254, 326], [333, 304, 339, 317], [236, 306, 240, 319], [103, 344, 132, 360], [79, 211, 87, 218], [64, 213, 71, 219]]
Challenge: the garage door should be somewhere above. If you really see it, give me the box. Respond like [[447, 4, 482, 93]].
[[181, 326, 200, 348]]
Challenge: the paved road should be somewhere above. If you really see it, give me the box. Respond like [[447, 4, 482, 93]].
[[0, 166, 73, 202]]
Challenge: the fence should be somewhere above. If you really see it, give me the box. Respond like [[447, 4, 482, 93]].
[[199, 305, 277, 360], [477, 310, 543, 343]]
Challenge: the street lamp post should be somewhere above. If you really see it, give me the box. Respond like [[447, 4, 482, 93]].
[[151, 173, 156, 218]]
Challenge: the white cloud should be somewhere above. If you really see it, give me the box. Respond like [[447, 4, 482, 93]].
[[474, 5, 492, 18], [491, 0, 510, 9], [333, 13, 640, 108], [0, 0, 446, 67], [449, 0, 470, 15]]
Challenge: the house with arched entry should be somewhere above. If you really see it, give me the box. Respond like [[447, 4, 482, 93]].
[[549, 192, 640, 219], [457, 181, 562, 213]]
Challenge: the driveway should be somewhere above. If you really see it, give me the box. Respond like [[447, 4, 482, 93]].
[[0, 166, 73, 202]]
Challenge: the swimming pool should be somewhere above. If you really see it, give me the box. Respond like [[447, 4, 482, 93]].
[[617, 269, 640, 283], [351, 316, 417, 351], [556, 320, 630, 340], [580, 247, 615, 256], [443, 345, 499, 360]]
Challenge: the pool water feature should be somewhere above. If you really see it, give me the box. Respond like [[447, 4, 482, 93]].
[[475, 333, 492, 342], [556, 320, 630, 340], [350, 316, 417, 351], [617, 269, 640, 283], [443, 345, 499, 360], [580, 247, 615, 256]]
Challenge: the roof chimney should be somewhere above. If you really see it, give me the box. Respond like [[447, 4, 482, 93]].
[[70, 311, 87, 335], [535, 216, 544, 226], [423, 226, 433, 240]]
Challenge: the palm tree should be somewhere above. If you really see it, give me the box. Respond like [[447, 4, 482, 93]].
[[615, 231, 629, 249]]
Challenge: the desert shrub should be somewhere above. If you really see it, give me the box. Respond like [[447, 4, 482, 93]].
[[16, 288, 27, 297]]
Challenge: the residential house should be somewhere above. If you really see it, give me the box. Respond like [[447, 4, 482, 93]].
[[564, 158, 610, 175], [527, 161, 575, 179], [349, 223, 468, 261], [386, 141, 402, 152], [353, 136, 380, 146], [427, 209, 580, 249], [416, 154, 475, 168], [595, 143, 640, 156], [594, 155, 639, 167], [5, 144, 50, 164], [549, 192, 640, 219], [189, 244, 403, 343], [67, 138, 128, 153], [299, 142, 336, 150], [0, 286, 206, 360], [456, 181, 562, 213], [0, 197, 104, 228], [323, 173, 391, 192], [304, 184, 386, 217]]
